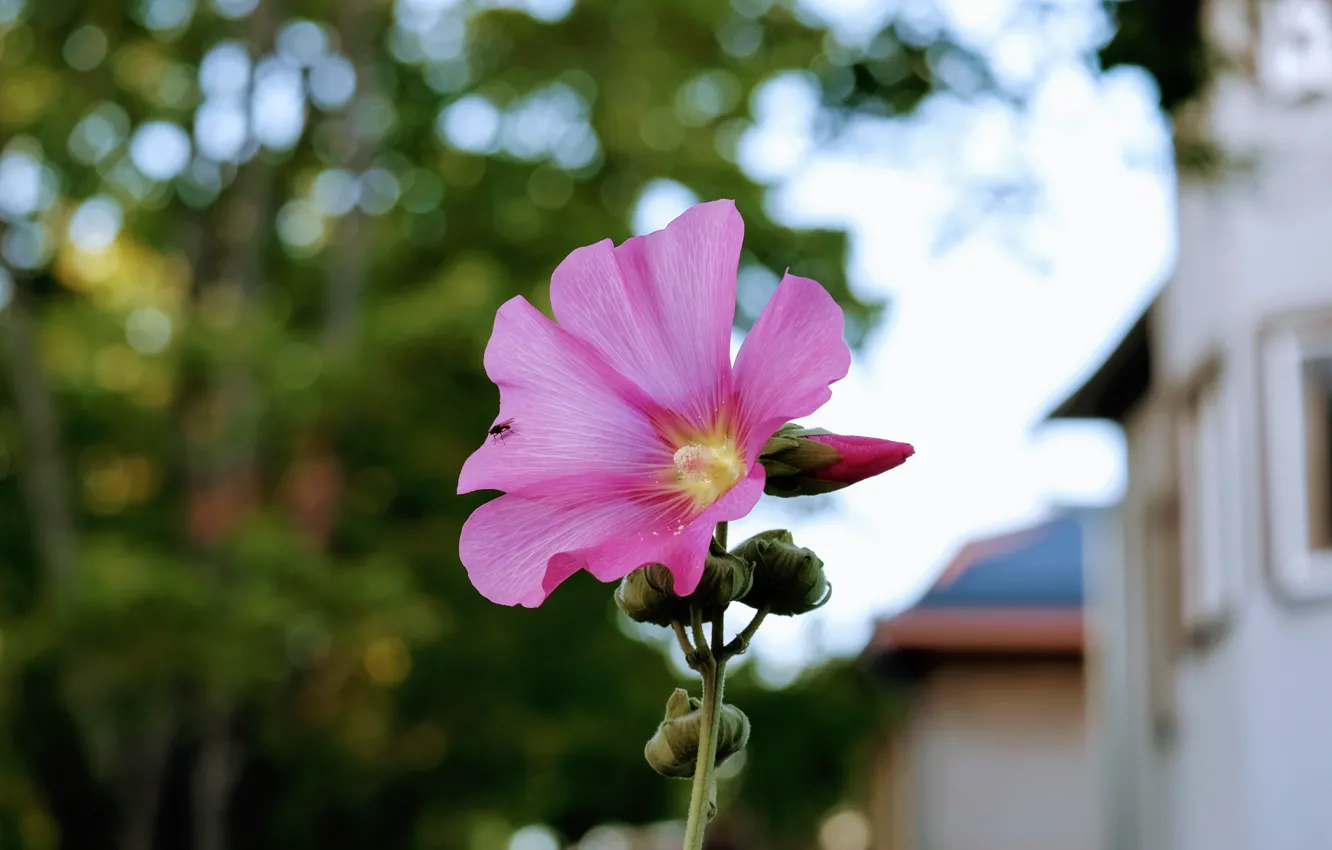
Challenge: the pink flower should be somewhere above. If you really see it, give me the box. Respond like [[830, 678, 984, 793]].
[[457, 200, 852, 607], [806, 433, 914, 485]]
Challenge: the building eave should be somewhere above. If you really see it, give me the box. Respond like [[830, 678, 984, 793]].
[[1045, 304, 1154, 423]]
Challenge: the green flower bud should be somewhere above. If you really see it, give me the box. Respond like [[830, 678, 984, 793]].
[[758, 424, 844, 497], [615, 541, 753, 627], [615, 567, 687, 627], [693, 541, 754, 615], [644, 688, 751, 779], [733, 529, 831, 616]]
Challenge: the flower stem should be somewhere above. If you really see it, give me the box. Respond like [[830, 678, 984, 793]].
[[723, 607, 769, 657], [707, 610, 727, 815], [671, 621, 698, 668], [682, 604, 725, 850], [681, 522, 749, 847]]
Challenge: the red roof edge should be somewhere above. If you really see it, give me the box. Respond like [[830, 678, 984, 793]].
[[866, 608, 1084, 657]]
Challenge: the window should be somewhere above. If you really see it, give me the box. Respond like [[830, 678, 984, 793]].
[[1144, 489, 1181, 742], [1259, 0, 1332, 101], [1262, 319, 1332, 599], [1175, 362, 1244, 640], [1302, 355, 1332, 549]]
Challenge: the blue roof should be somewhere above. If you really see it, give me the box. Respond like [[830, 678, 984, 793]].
[[915, 513, 1085, 610]]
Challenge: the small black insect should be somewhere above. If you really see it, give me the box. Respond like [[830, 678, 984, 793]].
[[488, 418, 515, 443]]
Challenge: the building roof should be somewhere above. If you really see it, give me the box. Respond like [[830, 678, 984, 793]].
[[1046, 304, 1154, 423], [866, 512, 1088, 659], [917, 513, 1085, 609]]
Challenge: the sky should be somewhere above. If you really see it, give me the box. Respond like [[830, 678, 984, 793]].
[[634, 0, 1178, 682]]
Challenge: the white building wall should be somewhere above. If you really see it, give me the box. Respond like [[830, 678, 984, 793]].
[[1100, 2, 1332, 845], [1167, 99, 1332, 850]]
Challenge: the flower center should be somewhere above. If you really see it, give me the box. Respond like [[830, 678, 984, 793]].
[[672, 440, 745, 508]]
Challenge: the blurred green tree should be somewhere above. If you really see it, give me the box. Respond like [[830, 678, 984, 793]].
[[0, 0, 1159, 848]]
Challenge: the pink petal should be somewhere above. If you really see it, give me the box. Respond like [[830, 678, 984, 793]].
[[458, 296, 670, 497], [460, 491, 689, 607], [569, 464, 766, 596], [549, 200, 742, 427], [460, 458, 767, 608], [809, 434, 915, 484], [733, 273, 852, 462]]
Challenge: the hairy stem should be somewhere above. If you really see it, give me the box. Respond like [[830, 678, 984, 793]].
[[682, 606, 724, 850], [671, 621, 697, 668], [689, 603, 709, 662], [723, 608, 769, 658], [707, 609, 726, 815]]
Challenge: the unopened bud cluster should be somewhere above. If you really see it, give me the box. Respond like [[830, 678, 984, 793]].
[[617, 420, 912, 785], [616, 528, 829, 626], [645, 689, 750, 778], [615, 541, 752, 627], [617, 525, 832, 780]]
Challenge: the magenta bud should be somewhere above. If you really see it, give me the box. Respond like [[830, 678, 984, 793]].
[[758, 423, 913, 497], [805, 432, 914, 484]]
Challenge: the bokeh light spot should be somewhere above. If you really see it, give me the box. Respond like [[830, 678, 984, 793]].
[[0, 149, 45, 219], [424, 59, 469, 93], [199, 41, 251, 99], [68, 196, 123, 253], [818, 808, 871, 850], [194, 100, 248, 161], [63, 25, 108, 72], [277, 200, 327, 256], [0, 0, 25, 26], [136, 0, 196, 33], [276, 19, 328, 68], [93, 345, 144, 393], [210, 0, 256, 20], [631, 179, 698, 235], [523, 0, 574, 23], [125, 306, 173, 355], [69, 103, 130, 165], [309, 54, 357, 110], [130, 121, 192, 180], [2, 222, 52, 270], [509, 824, 560, 850], [363, 636, 410, 685], [252, 58, 306, 150], [312, 169, 360, 216], [675, 70, 741, 127], [437, 95, 499, 153], [577, 825, 633, 850], [357, 168, 401, 215]]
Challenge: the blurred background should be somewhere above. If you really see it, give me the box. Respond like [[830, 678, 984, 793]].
[[9, 0, 1326, 849]]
